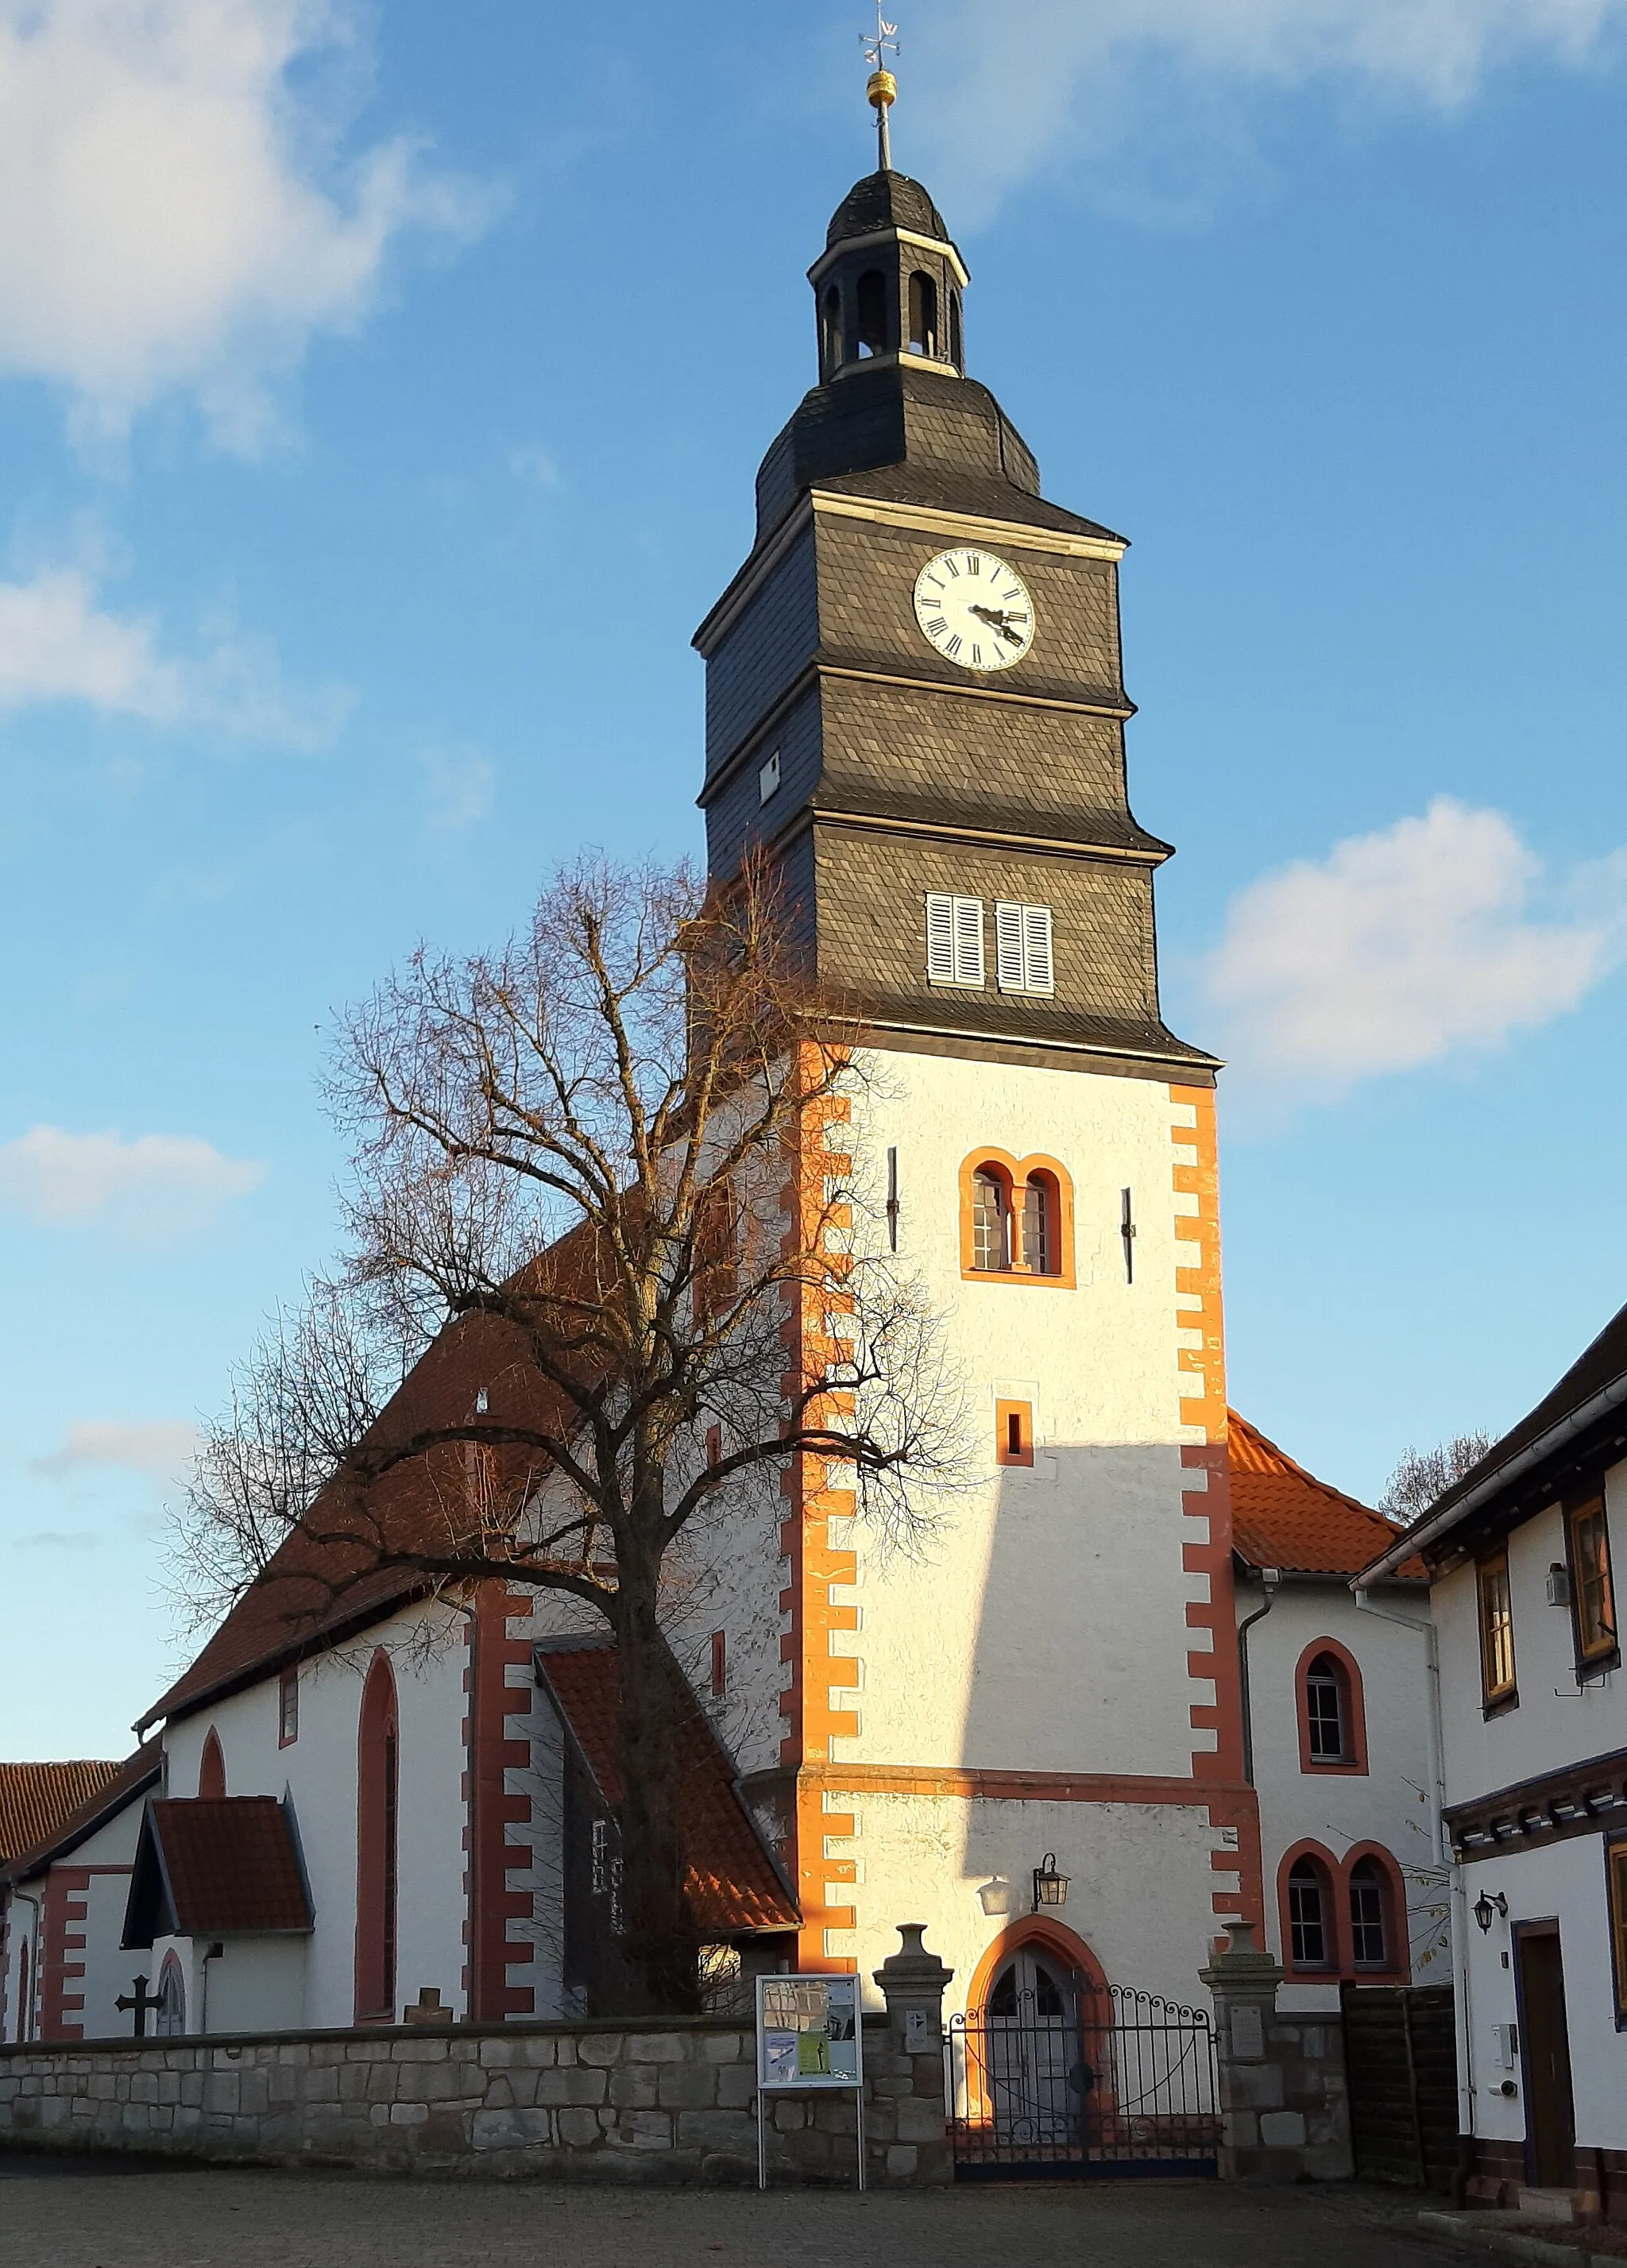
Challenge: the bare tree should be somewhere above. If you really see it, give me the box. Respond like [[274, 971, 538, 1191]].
[[1379, 1432, 1495, 1526], [168, 855, 964, 2014]]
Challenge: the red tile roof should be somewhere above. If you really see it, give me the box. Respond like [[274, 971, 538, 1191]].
[[141, 1301, 589, 1733], [537, 1644, 799, 1937], [126, 1799, 313, 1942], [0, 1743, 163, 1884], [1227, 1410, 1425, 1579], [0, 1760, 123, 1866]]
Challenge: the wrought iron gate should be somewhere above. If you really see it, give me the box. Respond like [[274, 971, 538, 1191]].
[[947, 1980, 1220, 2178]]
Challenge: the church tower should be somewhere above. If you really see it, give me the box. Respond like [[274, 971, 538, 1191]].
[[693, 96, 1258, 2030], [694, 149, 1215, 1089]]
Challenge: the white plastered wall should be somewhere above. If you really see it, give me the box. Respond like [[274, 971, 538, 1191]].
[[1241, 1578, 1440, 2009], [1460, 1837, 1627, 2154], [159, 1598, 470, 2030]]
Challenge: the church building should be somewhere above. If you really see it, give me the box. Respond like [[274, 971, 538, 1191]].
[[1, 126, 1440, 2061]]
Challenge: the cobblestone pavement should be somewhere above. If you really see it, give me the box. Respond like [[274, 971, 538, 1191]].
[[0, 2160, 1476, 2268]]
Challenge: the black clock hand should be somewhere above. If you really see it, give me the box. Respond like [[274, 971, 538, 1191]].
[[968, 604, 1022, 645]]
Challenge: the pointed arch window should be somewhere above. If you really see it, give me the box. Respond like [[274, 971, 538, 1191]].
[[198, 1729, 226, 1799], [354, 1651, 400, 2023]]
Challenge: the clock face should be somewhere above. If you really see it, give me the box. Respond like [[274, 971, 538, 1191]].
[[912, 547, 1035, 672]]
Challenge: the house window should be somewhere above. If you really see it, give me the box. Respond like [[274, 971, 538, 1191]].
[[758, 749, 781, 803], [279, 1667, 300, 1747], [1567, 1499, 1617, 1666], [995, 902, 1054, 995], [926, 893, 985, 987], [1348, 1857, 1390, 1969], [995, 1399, 1034, 1468], [1287, 1856, 1332, 1969], [1305, 1655, 1347, 1762], [705, 1424, 722, 1470], [710, 1630, 727, 1698], [971, 1169, 1009, 1271], [1478, 1552, 1517, 1706], [1607, 1837, 1627, 2023]]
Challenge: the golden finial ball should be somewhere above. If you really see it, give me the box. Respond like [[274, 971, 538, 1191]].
[[867, 68, 897, 110]]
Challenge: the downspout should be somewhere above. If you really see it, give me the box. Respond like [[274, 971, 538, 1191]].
[[1236, 1568, 1280, 1785], [1354, 1586, 1473, 2182]]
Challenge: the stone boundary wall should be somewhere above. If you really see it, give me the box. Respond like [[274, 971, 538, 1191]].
[[0, 2013, 950, 2187]]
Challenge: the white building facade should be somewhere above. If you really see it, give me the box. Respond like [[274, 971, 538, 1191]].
[[1362, 1302, 1627, 2223]]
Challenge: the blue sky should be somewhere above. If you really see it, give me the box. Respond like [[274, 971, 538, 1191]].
[[4, 0, 1627, 1757]]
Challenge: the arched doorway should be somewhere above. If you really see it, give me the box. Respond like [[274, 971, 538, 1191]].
[[949, 1918, 1220, 2178]]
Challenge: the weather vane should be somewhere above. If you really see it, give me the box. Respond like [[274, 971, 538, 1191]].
[[861, 6, 899, 171]]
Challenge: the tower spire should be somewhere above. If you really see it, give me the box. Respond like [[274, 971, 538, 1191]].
[[862, 8, 899, 171]]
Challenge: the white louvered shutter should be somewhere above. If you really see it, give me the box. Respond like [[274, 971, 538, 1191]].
[[995, 902, 1026, 991], [1022, 902, 1053, 994], [926, 893, 956, 983], [953, 895, 985, 987]]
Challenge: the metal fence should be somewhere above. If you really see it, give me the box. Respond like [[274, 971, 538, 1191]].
[[947, 1980, 1220, 2179]]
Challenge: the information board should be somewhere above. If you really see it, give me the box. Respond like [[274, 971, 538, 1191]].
[[755, 1973, 864, 2091]]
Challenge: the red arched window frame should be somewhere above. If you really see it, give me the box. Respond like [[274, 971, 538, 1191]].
[[1342, 1843, 1409, 1981], [1295, 1636, 1368, 1774], [354, 1649, 400, 2024], [198, 1729, 226, 1799], [958, 1149, 1076, 1287], [1277, 1841, 1339, 1974]]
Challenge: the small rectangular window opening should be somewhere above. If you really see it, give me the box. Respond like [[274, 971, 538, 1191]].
[[278, 1666, 300, 1747], [759, 749, 781, 804], [710, 1630, 727, 1698], [995, 1399, 1034, 1469]]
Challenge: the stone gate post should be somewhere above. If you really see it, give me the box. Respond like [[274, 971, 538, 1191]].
[[1201, 1919, 1353, 2181], [869, 1923, 954, 2185]]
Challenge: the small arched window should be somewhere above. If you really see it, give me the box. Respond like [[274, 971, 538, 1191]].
[[1348, 1857, 1392, 1970], [1287, 1854, 1334, 1969], [1297, 1638, 1367, 1772], [1304, 1654, 1348, 1763], [821, 284, 843, 375], [198, 1729, 226, 1799], [907, 271, 938, 357], [971, 1169, 1009, 1272], [856, 268, 888, 357]]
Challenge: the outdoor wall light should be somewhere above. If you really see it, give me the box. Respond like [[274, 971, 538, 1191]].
[[1032, 1854, 1069, 1911], [976, 1877, 1014, 1917], [1473, 1891, 1509, 1934]]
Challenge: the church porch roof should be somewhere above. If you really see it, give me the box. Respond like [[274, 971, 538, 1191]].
[[535, 1640, 799, 1938], [122, 1796, 313, 1945]]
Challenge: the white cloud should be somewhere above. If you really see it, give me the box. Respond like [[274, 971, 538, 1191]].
[[1202, 797, 1627, 1099], [0, 0, 495, 446], [0, 566, 344, 741], [0, 1124, 265, 1238], [508, 443, 560, 489], [33, 1418, 199, 1485], [421, 744, 494, 834], [914, 0, 1627, 214]]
